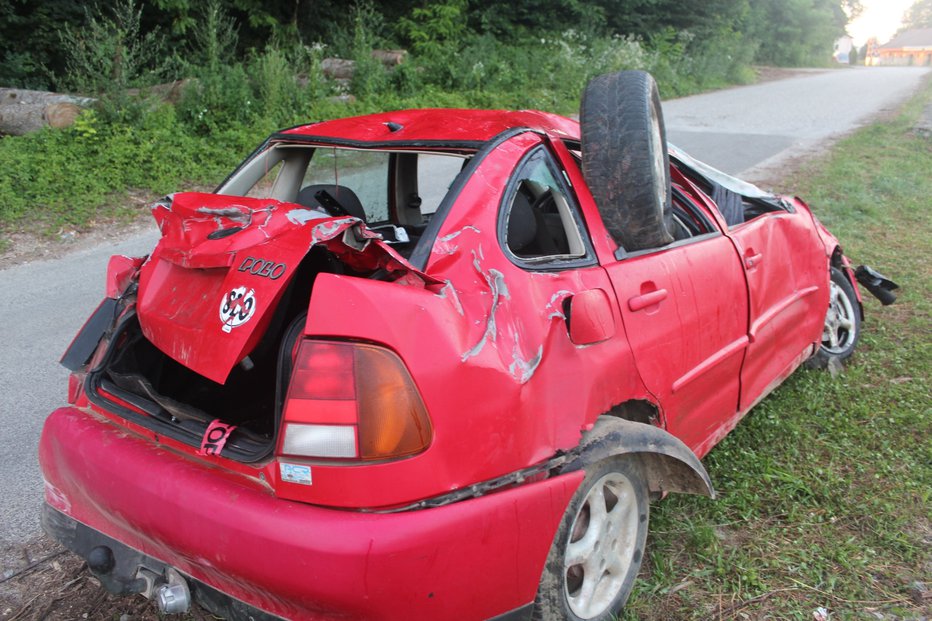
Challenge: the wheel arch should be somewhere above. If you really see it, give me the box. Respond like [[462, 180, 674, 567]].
[[565, 416, 715, 499], [830, 245, 864, 319]]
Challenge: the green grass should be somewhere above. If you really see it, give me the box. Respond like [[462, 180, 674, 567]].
[[621, 80, 932, 620]]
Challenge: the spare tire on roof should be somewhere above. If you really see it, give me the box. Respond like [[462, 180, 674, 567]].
[[580, 70, 674, 251]]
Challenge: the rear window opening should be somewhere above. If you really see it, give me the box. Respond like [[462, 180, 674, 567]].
[[218, 144, 471, 258], [86, 249, 341, 463]]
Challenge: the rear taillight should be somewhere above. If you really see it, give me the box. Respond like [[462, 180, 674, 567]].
[[279, 340, 432, 461]]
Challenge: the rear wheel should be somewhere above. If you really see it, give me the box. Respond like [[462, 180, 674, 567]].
[[580, 71, 674, 251], [809, 267, 861, 368], [533, 457, 648, 621]]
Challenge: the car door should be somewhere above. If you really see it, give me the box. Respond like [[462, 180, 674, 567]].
[[604, 191, 749, 455], [725, 203, 826, 412]]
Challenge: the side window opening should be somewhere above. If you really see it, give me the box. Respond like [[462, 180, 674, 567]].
[[503, 149, 587, 264], [672, 159, 787, 228], [669, 186, 715, 241], [417, 153, 466, 217], [244, 160, 284, 199]]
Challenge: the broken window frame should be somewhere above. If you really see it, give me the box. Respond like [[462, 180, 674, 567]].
[[497, 145, 597, 272]]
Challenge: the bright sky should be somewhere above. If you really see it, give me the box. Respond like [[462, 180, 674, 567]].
[[847, 0, 914, 46]]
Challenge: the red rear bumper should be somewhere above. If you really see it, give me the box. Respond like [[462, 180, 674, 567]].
[[39, 407, 581, 620]]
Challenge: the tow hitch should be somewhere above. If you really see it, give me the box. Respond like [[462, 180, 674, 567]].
[[148, 568, 192, 614], [43, 506, 279, 620], [129, 565, 191, 614], [85, 543, 191, 614], [855, 265, 899, 305]]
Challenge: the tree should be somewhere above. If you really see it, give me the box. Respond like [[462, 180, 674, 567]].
[[747, 0, 849, 66], [902, 0, 932, 30]]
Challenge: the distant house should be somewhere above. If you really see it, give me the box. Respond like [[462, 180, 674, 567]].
[[833, 36, 855, 63], [877, 28, 932, 66]]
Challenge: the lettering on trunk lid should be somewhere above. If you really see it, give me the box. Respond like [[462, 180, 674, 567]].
[[238, 256, 287, 280]]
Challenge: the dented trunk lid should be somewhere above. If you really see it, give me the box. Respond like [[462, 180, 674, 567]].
[[137, 192, 437, 384]]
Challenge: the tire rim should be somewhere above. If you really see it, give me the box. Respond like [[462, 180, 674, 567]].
[[649, 104, 668, 209], [822, 280, 856, 354], [564, 472, 640, 619]]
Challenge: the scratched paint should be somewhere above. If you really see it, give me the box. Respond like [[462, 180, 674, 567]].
[[196, 206, 253, 225], [545, 289, 574, 320], [508, 340, 544, 384], [433, 225, 482, 255], [437, 281, 465, 316], [461, 254, 510, 361]]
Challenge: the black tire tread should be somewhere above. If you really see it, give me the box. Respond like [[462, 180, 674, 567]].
[[581, 71, 673, 251]]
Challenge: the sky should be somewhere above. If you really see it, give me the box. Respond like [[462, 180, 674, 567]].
[[847, 0, 914, 46]]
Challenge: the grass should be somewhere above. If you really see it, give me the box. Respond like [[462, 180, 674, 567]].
[[621, 79, 932, 620]]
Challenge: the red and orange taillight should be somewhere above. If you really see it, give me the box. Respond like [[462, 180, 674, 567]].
[[279, 340, 432, 462]]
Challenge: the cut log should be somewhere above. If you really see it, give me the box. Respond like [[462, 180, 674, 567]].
[[320, 50, 407, 81], [321, 58, 356, 80], [125, 79, 193, 104], [371, 49, 407, 66], [0, 88, 95, 107], [0, 88, 96, 136]]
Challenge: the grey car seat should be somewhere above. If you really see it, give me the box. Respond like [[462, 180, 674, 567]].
[[296, 184, 367, 222]]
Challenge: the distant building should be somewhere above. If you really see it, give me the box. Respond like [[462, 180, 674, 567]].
[[865, 38, 880, 66], [833, 36, 855, 63], [877, 28, 932, 66]]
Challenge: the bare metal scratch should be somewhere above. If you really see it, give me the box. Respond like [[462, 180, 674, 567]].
[[461, 252, 510, 361], [437, 281, 465, 316], [545, 289, 574, 320], [509, 340, 544, 384]]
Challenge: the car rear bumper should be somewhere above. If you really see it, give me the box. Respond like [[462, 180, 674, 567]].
[[39, 407, 582, 621]]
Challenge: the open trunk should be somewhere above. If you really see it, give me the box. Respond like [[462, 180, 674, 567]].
[[83, 191, 438, 462]]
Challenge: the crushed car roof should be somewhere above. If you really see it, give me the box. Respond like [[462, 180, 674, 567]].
[[278, 109, 581, 145]]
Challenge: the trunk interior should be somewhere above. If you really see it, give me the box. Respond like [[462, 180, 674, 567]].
[[87, 248, 341, 462]]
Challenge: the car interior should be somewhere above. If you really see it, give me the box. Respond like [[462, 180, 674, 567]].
[[218, 143, 470, 257]]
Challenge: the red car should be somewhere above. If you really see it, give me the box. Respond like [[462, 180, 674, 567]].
[[40, 72, 895, 621]]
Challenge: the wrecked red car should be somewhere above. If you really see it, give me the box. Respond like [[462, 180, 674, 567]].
[[40, 71, 896, 621]]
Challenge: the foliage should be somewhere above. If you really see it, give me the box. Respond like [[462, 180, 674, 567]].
[[747, 0, 849, 66], [56, 0, 171, 96], [0, 106, 253, 229], [398, 0, 467, 57], [349, 2, 389, 100], [901, 0, 932, 30], [0, 0, 859, 93], [0, 0, 855, 240]]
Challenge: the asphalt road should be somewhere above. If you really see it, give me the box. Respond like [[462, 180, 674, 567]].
[[0, 66, 929, 560], [663, 66, 931, 177]]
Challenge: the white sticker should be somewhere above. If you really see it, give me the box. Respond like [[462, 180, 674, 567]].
[[280, 463, 312, 486], [219, 286, 256, 333]]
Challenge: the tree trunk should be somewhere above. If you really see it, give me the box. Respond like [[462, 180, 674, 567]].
[[0, 89, 96, 136]]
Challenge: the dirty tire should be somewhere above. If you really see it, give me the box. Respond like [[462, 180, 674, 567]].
[[532, 456, 649, 621], [581, 70, 673, 251], [808, 267, 861, 369]]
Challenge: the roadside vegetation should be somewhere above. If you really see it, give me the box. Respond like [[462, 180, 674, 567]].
[[621, 77, 932, 620], [0, 0, 862, 248]]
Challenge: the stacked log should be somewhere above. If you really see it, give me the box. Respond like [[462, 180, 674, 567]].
[[320, 49, 408, 80], [0, 89, 96, 136]]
